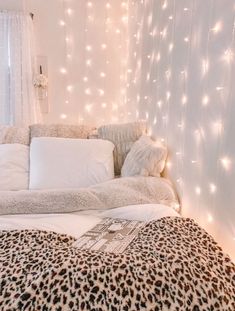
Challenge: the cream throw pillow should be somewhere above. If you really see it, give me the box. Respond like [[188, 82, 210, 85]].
[[121, 135, 167, 177]]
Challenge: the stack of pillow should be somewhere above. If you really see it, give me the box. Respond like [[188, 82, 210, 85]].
[[0, 122, 167, 191]]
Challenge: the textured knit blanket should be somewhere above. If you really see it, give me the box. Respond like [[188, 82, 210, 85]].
[[1, 217, 234, 310], [0, 177, 177, 215]]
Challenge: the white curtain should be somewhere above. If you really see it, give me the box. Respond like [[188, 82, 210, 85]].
[[0, 11, 40, 126]]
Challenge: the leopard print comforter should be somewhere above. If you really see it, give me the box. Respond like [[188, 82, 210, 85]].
[[0, 217, 235, 310]]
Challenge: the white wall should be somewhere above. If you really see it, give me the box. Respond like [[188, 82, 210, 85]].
[[0, 0, 234, 261], [135, 0, 235, 261]]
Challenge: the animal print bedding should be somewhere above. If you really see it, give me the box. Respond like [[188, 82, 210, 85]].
[[1, 217, 235, 311]]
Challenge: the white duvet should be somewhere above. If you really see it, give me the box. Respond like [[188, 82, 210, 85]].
[[0, 204, 178, 238]]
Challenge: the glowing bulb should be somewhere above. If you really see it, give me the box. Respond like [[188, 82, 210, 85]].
[[184, 37, 189, 42], [65, 100, 69, 104], [101, 103, 107, 108], [87, 2, 93, 7], [212, 21, 222, 33], [220, 157, 232, 171], [209, 183, 217, 194], [184, 7, 189, 11], [169, 43, 174, 52], [59, 20, 65, 26], [85, 88, 91, 95], [100, 72, 106, 78], [157, 100, 162, 108], [166, 91, 171, 100], [106, 3, 111, 9], [99, 89, 104, 96], [67, 85, 73, 92], [212, 120, 223, 135], [67, 54, 71, 59], [207, 214, 213, 223], [195, 187, 201, 195], [182, 94, 187, 105], [86, 45, 92, 51], [60, 68, 67, 74], [85, 104, 92, 112], [216, 86, 224, 91], [156, 53, 161, 62], [86, 59, 92, 66], [116, 29, 121, 34], [168, 15, 173, 20], [166, 161, 172, 169], [83, 76, 88, 82], [162, 1, 167, 10], [67, 8, 72, 15], [153, 117, 157, 125], [202, 95, 209, 106], [121, 15, 128, 24], [101, 43, 107, 49], [60, 114, 67, 119], [223, 49, 234, 63], [202, 59, 209, 75]]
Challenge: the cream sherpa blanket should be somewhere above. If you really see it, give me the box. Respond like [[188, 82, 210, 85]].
[[0, 177, 177, 215]]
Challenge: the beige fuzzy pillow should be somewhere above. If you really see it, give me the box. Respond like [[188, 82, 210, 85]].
[[121, 135, 167, 177], [30, 124, 93, 141], [98, 121, 147, 175], [0, 125, 30, 145]]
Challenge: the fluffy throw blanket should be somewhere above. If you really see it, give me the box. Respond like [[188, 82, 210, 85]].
[[0, 177, 177, 215], [1, 217, 234, 310]]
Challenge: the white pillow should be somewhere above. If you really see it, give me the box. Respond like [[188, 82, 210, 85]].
[[29, 137, 115, 190], [121, 135, 167, 177], [0, 144, 29, 190]]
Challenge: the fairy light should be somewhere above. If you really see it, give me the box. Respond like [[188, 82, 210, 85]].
[[60, 113, 67, 119], [220, 157, 232, 171], [60, 68, 67, 74], [209, 183, 217, 194], [202, 95, 209, 106], [212, 21, 222, 33], [195, 187, 201, 195]]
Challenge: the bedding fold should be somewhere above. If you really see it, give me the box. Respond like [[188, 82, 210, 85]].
[[0, 177, 177, 215]]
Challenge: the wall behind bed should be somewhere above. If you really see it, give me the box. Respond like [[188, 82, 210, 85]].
[[135, 0, 235, 261]]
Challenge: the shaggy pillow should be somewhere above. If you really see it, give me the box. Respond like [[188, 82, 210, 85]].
[[0, 125, 29, 145], [121, 135, 167, 177], [98, 121, 147, 175], [30, 124, 93, 141]]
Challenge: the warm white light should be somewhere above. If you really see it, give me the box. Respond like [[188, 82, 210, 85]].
[[67, 54, 71, 59], [116, 29, 121, 34], [184, 7, 189, 11], [153, 117, 157, 125], [157, 100, 162, 108], [101, 44, 107, 49], [166, 161, 172, 169], [67, 8, 72, 15], [121, 15, 128, 24], [209, 183, 217, 194], [168, 15, 173, 20], [212, 120, 223, 135], [162, 1, 167, 10], [100, 72, 106, 78], [166, 91, 171, 100], [220, 157, 232, 171], [223, 49, 234, 63], [169, 43, 174, 52], [60, 114, 67, 119], [86, 45, 92, 51], [207, 214, 213, 223], [216, 86, 224, 91], [85, 88, 91, 95], [202, 59, 209, 75], [202, 95, 209, 106], [212, 21, 222, 33], [60, 68, 67, 74], [83, 76, 88, 82], [195, 187, 201, 195], [156, 52, 161, 62], [182, 94, 187, 105], [86, 59, 92, 66], [99, 89, 104, 96], [67, 85, 73, 92], [101, 103, 107, 108], [184, 37, 189, 42], [85, 104, 92, 113], [59, 20, 66, 26], [160, 28, 167, 39], [87, 2, 93, 8], [106, 3, 111, 9]]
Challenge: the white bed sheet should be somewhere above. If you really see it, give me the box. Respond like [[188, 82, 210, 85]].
[[0, 204, 179, 238]]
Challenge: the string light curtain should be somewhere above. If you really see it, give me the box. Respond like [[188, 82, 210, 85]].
[[0, 11, 40, 126], [133, 0, 235, 260]]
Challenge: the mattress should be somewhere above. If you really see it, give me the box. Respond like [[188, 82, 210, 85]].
[[0, 203, 178, 237]]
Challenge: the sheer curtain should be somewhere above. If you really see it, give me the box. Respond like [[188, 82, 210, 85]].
[[0, 11, 40, 126]]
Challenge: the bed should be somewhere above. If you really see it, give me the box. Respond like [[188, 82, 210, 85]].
[[0, 123, 235, 310]]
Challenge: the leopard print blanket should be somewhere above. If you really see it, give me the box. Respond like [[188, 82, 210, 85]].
[[0, 217, 235, 311]]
